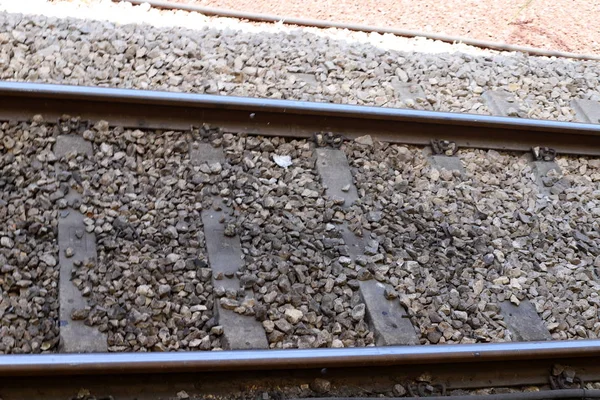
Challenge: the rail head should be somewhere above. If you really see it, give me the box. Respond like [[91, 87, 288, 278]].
[[0, 81, 600, 155], [1, 339, 600, 376]]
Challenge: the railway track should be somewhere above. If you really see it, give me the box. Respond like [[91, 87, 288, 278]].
[[2, 81, 600, 398]]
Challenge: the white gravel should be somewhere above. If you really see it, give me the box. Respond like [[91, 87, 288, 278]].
[[0, 0, 598, 121]]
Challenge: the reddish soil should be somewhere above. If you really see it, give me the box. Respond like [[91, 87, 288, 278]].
[[174, 0, 600, 55]]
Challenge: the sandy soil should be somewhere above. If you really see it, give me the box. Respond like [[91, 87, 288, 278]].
[[173, 0, 600, 55]]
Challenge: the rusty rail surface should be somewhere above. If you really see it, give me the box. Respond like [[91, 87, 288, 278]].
[[1, 81, 600, 155]]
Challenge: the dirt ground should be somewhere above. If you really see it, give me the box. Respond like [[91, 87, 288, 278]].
[[175, 0, 600, 55]]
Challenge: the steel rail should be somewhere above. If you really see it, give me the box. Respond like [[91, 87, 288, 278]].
[[1, 340, 600, 376], [1, 81, 600, 155], [122, 0, 600, 61], [309, 389, 600, 400]]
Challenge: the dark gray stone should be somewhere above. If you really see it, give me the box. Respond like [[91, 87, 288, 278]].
[[54, 135, 93, 159], [340, 225, 366, 260], [217, 307, 268, 349], [201, 198, 243, 293], [499, 300, 552, 342], [390, 82, 429, 109], [190, 142, 225, 165], [429, 154, 465, 174], [291, 73, 318, 86], [531, 160, 566, 195], [359, 280, 419, 345]]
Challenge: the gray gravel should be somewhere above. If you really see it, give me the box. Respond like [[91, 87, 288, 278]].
[[344, 139, 600, 344], [65, 122, 222, 351], [1, 0, 600, 351], [0, 1, 599, 121], [539, 156, 600, 340], [2, 116, 599, 352], [220, 134, 373, 348], [0, 119, 60, 353]]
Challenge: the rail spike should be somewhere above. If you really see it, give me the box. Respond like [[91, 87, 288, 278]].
[[550, 365, 584, 390], [407, 381, 447, 397], [431, 139, 458, 156], [313, 131, 344, 148], [532, 146, 557, 162]]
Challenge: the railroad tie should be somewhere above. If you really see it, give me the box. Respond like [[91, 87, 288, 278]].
[[190, 142, 269, 350], [315, 147, 419, 346], [427, 141, 465, 175], [571, 98, 600, 124], [424, 135, 553, 342], [480, 90, 568, 196], [482, 90, 528, 118], [531, 98, 600, 196], [390, 82, 431, 110], [530, 157, 567, 196], [499, 300, 552, 342], [424, 145, 553, 343], [54, 135, 108, 353]]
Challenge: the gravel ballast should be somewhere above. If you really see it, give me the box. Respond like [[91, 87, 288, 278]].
[[0, 119, 60, 354], [344, 140, 600, 344], [1, 116, 599, 352], [65, 122, 222, 352], [1, 0, 600, 352], [219, 134, 373, 349], [0, 1, 599, 122]]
